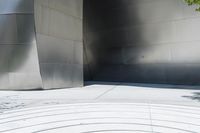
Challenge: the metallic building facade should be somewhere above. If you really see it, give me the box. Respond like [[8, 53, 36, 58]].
[[0, 0, 200, 90], [34, 0, 83, 89], [0, 0, 42, 90], [84, 0, 200, 85], [0, 0, 83, 90]]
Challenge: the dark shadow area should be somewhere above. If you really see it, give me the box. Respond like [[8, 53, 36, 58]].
[[85, 81, 200, 90], [0, 88, 43, 91], [83, 0, 200, 87], [182, 92, 200, 102], [83, 0, 144, 82]]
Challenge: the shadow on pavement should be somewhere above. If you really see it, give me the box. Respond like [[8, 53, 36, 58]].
[[182, 92, 200, 102]]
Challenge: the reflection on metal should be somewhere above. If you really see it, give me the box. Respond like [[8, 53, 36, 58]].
[[0, 0, 33, 14], [0, 0, 42, 90], [34, 0, 83, 89], [1, 0, 200, 90], [0, 0, 83, 90], [84, 0, 200, 85]]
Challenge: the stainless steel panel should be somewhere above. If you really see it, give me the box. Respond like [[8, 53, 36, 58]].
[[8, 44, 39, 73], [39, 63, 54, 89], [34, 3, 50, 35], [0, 0, 83, 90], [0, 14, 35, 44], [36, 34, 74, 63], [36, 34, 83, 89], [175, 18, 200, 42], [36, 34, 79, 89], [93, 64, 167, 84], [48, 9, 77, 41], [35, 0, 82, 41], [35, 0, 83, 89], [0, 0, 33, 14], [0, 0, 42, 90], [84, 0, 200, 85], [0, 43, 42, 90], [0, 73, 9, 89], [37, 34, 83, 65], [16, 14, 35, 43], [122, 45, 171, 64], [0, 43, 43, 90], [171, 41, 200, 64], [166, 64, 200, 85], [74, 41, 83, 65], [0, 45, 10, 72], [72, 64, 83, 86], [86, 0, 183, 32], [40, 63, 83, 89], [53, 64, 74, 88], [9, 72, 42, 90], [48, 0, 83, 19], [0, 15, 18, 44]]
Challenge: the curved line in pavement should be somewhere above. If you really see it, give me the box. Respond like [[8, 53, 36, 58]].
[[0, 103, 149, 115], [82, 129, 160, 133], [32, 122, 197, 133], [1, 117, 200, 132], [2, 103, 200, 116], [2, 105, 200, 121], [0, 107, 149, 120], [1, 109, 200, 125]]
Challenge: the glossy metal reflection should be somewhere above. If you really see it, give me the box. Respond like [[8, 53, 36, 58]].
[[83, 0, 200, 85], [0, 0, 42, 90], [0, 0, 83, 90], [34, 0, 83, 89]]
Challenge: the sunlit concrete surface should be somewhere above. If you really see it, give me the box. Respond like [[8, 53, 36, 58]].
[[0, 82, 200, 133]]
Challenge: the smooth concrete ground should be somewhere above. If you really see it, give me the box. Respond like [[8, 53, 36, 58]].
[[0, 82, 200, 133]]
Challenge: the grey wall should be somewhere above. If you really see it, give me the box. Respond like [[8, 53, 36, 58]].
[[0, 0, 83, 90], [0, 0, 42, 90], [84, 0, 200, 85], [35, 0, 83, 89]]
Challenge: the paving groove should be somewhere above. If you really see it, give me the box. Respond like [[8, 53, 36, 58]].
[[0, 103, 200, 133]]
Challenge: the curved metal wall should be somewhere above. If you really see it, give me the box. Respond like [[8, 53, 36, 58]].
[[0, 0, 83, 90], [34, 0, 83, 89], [0, 0, 42, 90], [84, 0, 200, 85]]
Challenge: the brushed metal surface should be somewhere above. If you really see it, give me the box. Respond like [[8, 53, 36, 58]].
[[35, 0, 83, 89], [84, 0, 200, 85], [16, 15, 35, 43], [0, 0, 42, 90], [1, 0, 200, 89], [36, 34, 83, 89], [0, 15, 18, 44], [8, 43, 42, 90], [0, 0, 33, 14], [0, 0, 83, 90]]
